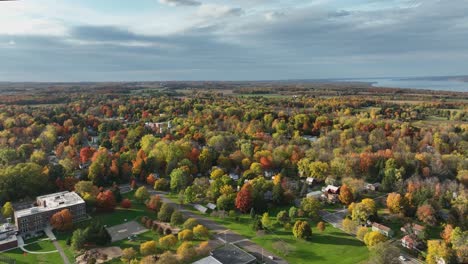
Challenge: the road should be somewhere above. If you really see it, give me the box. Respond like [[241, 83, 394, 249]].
[[147, 189, 289, 264]]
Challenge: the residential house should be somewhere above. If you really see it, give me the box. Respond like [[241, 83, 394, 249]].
[[401, 223, 425, 237], [372, 222, 394, 237], [401, 235, 415, 249], [322, 185, 340, 203]]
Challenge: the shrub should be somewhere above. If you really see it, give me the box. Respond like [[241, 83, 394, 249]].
[[193, 224, 210, 239], [183, 218, 199, 230], [178, 229, 194, 241]]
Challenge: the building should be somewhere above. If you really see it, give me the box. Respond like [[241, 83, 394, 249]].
[[306, 177, 316, 185], [365, 183, 381, 191], [14, 191, 86, 234], [401, 235, 415, 249], [372, 222, 394, 237], [401, 223, 426, 237], [322, 185, 340, 203], [207, 244, 256, 264], [0, 223, 17, 251]]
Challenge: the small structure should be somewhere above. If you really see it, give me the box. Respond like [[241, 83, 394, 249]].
[[229, 173, 239, 181], [264, 171, 274, 178], [322, 185, 340, 203], [401, 235, 415, 250], [206, 203, 217, 211], [372, 222, 394, 237], [194, 204, 208, 214], [306, 177, 315, 185], [263, 191, 273, 201], [401, 223, 425, 236], [302, 135, 318, 142], [210, 244, 256, 264], [365, 183, 381, 191], [306, 191, 322, 198]]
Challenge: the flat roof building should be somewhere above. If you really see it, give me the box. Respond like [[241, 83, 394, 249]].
[[14, 191, 86, 234]]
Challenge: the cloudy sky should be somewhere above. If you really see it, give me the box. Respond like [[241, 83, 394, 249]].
[[0, 0, 467, 81]]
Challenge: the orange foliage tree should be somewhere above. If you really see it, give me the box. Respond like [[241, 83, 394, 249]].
[[50, 209, 73, 231]]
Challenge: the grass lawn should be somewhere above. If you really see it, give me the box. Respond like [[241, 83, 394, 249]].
[[2, 240, 63, 264], [196, 208, 369, 264]]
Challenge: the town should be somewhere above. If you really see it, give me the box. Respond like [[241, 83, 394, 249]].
[[0, 82, 466, 264]]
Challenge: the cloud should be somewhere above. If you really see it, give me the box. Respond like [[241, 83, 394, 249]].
[[197, 4, 244, 19], [159, 0, 201, 7]]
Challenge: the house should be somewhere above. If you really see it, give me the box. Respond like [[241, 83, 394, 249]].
[[401, 235, 415, 249], [372, 222, 394, 237], [322, 185, 340, 203], [306, 177, 315, 185], [401, 223, 425, 237], [365, 183, 381, 191], [14, 191, 87, 234]]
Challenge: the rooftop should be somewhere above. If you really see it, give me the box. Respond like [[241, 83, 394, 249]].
[[15, 191, 84, 218], [372, 222, 391, 232], [211, 244, 256, 264]]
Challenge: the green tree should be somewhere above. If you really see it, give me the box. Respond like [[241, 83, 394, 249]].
[[368, 241, 400, 264], [183, 218, 199, 230], [170, 211, 184, 226], [292, 220, 312, 239], [300, 197, 321, 218], [134, 186, 149, 203], [261, 212, 272, 229], [276, 210, 290, 225], [157, 203, 174, 222], [71, 229, 86, 251], [1, 202, 13, 218], [170, 167, 190, 192]]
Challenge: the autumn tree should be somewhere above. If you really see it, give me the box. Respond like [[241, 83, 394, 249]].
[[121, 247, 137, 263], [193, 225, 209, 239], [417, 204, 437, 226], [177, 242, 196, 262], [156, 251, 178, 264], [364, 231, 387, 247], [276, 211, 290, 225], [317, 221, 326, 232], [427, 240, 453, 264], [159, 234, 178, 249], [386, 192, 407, 215], [121, 199, 132, 208], [178, 229, 194, 241], [50, 209, 73, 231], [356, 226, 369, 241], [300, 197, 321, 219], [140, 240, 157, 256], [146, 195, 163, 212], [261, 213, 272, 229], [292, 220, 312, 240], [96, 190, 116, 212], [1, 202, 13, 218], [235, 183, 253, 213], [368, 241, 400, 264], [342, 218, 357, 234], [183, 218, 199, 230], [339, 184, 354, 205]]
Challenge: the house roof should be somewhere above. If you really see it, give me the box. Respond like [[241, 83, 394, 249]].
[[402, 235, 414, 243], [324, 185, 340, 193], [372, 222, 391, 232]]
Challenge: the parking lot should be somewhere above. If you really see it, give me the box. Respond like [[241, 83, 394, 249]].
[[105, 220, 148, 242]]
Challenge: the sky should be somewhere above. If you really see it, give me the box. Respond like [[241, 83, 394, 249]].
[[0, 0, 467, 81]]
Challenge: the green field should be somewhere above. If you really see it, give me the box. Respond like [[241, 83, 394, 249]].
[[1, 240, 63, 264]]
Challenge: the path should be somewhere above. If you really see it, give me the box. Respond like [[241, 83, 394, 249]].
[[45, 227, 71, 264], [148, 189, 289, 264]]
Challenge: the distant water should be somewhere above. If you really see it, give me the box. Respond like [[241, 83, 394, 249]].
[[345, 78, 468, 92]]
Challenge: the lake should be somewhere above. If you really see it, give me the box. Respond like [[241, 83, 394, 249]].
[[345, 78, 468, 92]]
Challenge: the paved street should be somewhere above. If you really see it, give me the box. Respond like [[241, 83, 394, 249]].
[[148, 189, 289, 264]]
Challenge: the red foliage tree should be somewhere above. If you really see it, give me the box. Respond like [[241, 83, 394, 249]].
[[96, 190, 117, 212], [121, 198, 132, 208], [80, 147, 95, 164], [146, 195, 162, 212], [50, 209, 73, 231], [235, 183, 253, 213]]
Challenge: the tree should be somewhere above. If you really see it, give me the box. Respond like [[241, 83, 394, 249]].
[[272, 183, 284, 205], [134, 186, 149, 203], [183, 218, 199, 230], [178, 229, 194, 241], [50, 209, 73, 231], [261, 213, 272, 229], [342, 218, 357, 234], [170, 167, 190, 192], [417, 204, 437, 226], [96, 190, 116, 212], [170, 211, 184, 226], [440, 224, 453, 243], [121, 247, 137, 263], [276, 211, 290, 225], [350, 198, 376, 223], [157, 203, 174, 222], [147, 195, 162, 212], [121, 199, 132, 208], [308, 161, 329, 180], [317, 221, 326, 232], [292, 220, 312, 239], [159, 234, 178, 249], [71, 229, 86, 251], [386, 192, 407, 214], [364, 231, 387, 247], [196, 241, 210, 256], [356, 226, 369, 241], [193, 225, 209, 239], [289, 206, 298, 220], [368, 241, 400, 264], [252, 216, 263, 231], [1, 202, 13, 218], [177, 242, 196, 262], [154, 178, 169, 191], [140, 240, 157, 256], [338, 184, 354, 205], [235, 183, 253, 213], [74, 181, 97, 197], [300, 197, 321, 219], [156, 251, 178, 264], [427, 240, 453, 264], [216, 194, 235, 211]]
